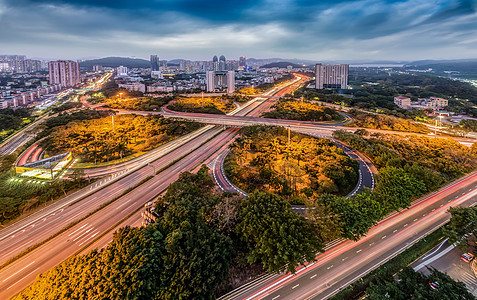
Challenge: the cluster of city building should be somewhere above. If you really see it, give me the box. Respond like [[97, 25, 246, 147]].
[[111, 55, 291, 95], [0, 52, 354, 110], [0, 55, 47, 73], [0, 59, 83, 109], [394, 96, 449, 110]]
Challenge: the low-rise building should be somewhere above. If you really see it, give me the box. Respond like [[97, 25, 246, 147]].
[[394, 96, 411, 109], [118, 82, 146, 93], [419, 97, 448, 109]]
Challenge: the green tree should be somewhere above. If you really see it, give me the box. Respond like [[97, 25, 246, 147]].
[[373, 167, 426, 211], [367, 267, 475, 300], [15, 224, 166, 300], [321, 193, 383, 240], [237, 191, 323, 273], [444, 206, 477, 250]]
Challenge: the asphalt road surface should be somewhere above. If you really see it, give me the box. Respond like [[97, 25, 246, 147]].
[[0, 126, 237, 299], [222, 171, 477, 300], [412, 240, 477, 296], [0, 125, 219, 267], [0, 73, 304, 299]]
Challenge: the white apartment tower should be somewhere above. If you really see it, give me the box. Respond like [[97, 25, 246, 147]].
[[206, 71, 235, 93], [48, 60, 81, 87], [315, 64, 349, 89]]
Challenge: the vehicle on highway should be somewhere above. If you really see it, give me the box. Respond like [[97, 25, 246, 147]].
[[429, 281, 440, 291], [461, 252, 475, 263]]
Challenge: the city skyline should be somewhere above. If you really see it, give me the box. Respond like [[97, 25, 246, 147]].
[[0, 0, 476, 61]]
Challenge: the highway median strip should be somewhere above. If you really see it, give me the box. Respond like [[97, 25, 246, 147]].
[[0, 126, 224, 271]]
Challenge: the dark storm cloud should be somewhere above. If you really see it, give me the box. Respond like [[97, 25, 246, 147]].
[[0, 0, 476, 60]]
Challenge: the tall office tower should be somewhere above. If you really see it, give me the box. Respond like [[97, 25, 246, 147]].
[[315, 64, 349, 89], [150, 55, 159, 71], [206, 70, 235, 93], [48, 60, 81, 87], [213, 55, 219, 71], [239, 56, 246, 67], [218, 55, 226, 71]]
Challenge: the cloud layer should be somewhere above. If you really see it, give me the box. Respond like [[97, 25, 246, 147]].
[[0, 0, 476, 60]]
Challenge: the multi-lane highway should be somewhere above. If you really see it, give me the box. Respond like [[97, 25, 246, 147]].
[[2, 72, 476, 300], [0, 73, 304, 299], [221, 171, 477, 300]]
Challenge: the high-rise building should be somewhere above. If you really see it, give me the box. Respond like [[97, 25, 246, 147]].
[[239, 56, 246, 67], [48, 60, 81, 87], [150, 55, 159, 71], [315, 64, 349, 89], [206, 70, 235, 93], [219, 55, 226, 71], [213, 55, 219, 71], [117, 65, 128, 77]]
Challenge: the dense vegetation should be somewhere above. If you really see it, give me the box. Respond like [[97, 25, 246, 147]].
[[264, 99, 344, 122], [444, 206, 477, 251], [0, 108, 35, 141], [345, 110, 431, 133], [367, 267, 475, 300], [0, 163, 87, 224], [51, 101, 83, 113], [296, 70, 477, 117], [104, 96, 174, 111], [168, 96, 238, 114], [41, 109, 114, 133], [348, 70, 477, 105], [42, 114, 200, 164], [15, 167, 323, 298], [322, 130, 477, 240], [225, 126, 359, 200]]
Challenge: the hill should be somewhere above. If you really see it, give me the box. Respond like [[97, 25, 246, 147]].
[[80, 57, 150, 69], [405, 59, 477, 79], [259, 62, 306, 69]]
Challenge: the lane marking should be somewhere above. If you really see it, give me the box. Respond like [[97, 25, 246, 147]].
[[356, 249, 362, 253], [6, 267, 39, 290], [327, 265, 334, 270], [68, 223, 88, 237], [272, 295, 280, 300], [292, 284, 299, 289], [310, 274, 317, 279], [2, 261, 35, 282], [381, 235, 387, 239]]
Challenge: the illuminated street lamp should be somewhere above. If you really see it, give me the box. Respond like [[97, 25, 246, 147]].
[[119, 92, 123, 99]]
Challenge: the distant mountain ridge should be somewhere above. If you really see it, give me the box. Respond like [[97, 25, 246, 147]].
[[80, 57, 150, 69], [259, 62, 306, 68]]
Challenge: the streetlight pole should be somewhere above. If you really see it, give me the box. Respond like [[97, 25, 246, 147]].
[[112, 115, 115, 132]]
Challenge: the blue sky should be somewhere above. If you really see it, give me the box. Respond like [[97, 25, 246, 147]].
[[0, 0, 476, 61]]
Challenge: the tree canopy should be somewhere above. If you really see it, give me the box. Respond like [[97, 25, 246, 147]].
[[444, 206, 477, 251], [367, 267, 475, 300], [237, 191, 323, 273]]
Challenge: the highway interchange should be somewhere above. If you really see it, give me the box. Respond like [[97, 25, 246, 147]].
[[0, 74, 306, 299], [0, 73, 476, 299]]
